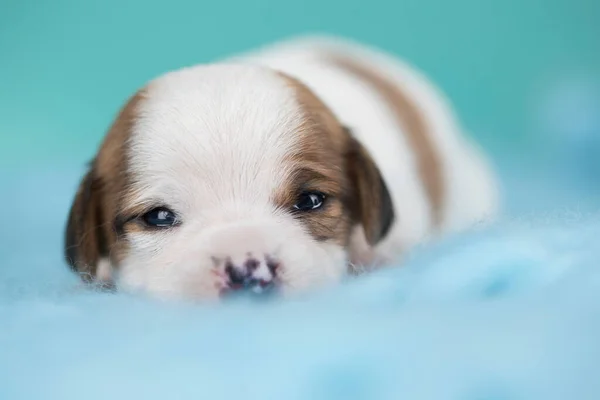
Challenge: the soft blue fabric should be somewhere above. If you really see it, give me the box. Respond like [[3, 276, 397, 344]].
[[1, 152, 600, 399]]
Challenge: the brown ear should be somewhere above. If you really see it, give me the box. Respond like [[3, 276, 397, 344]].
[[344, 128, 395, 245], [64, 165, 108, 282]]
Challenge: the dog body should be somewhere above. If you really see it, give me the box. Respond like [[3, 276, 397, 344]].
[[65, 36, 499, 300]]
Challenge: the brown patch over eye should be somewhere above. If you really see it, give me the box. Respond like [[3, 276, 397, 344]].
[[276, 72, 395, 248], [273, 75, 357, 246], [296, 198, 348, 243], [274, 164, 352, 244], [275, 182, 350, 245]]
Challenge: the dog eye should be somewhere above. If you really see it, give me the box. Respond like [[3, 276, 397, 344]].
[[142, 207, 178, 227], [293, 192, 326, 211]]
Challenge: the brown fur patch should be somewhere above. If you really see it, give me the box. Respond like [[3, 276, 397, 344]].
[[275, 74, 394, 246], [64, 92, 145, 280], [324, 53, 445, 227]]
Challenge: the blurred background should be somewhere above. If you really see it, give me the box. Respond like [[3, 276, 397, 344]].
[[0, 0, 599, 245], [1, 3, 600, 397], [1, 0, 599, 167]]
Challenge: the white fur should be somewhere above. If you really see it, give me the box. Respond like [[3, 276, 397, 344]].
[[112, 36, 499, 300], [240, 35, 500, 259], [119, 64, 347, 300]]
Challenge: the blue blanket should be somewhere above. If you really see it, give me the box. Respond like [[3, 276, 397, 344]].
[[2, 155, 600, 400]]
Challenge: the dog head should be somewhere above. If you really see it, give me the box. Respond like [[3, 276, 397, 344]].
[[64, 64, 394, 300]]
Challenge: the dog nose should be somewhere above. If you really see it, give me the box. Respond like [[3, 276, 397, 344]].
[[221, 256, 279, 294]]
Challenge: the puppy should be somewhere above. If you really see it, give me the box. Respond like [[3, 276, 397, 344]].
[[64, 36, 499, 300]]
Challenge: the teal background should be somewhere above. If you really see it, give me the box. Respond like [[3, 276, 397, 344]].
[[1, 0, 598, 168], [1, 5, 600, 399]]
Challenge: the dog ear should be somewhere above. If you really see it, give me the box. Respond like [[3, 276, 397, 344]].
[[344, 128, 395, 245], [64, 165, 109, 282]]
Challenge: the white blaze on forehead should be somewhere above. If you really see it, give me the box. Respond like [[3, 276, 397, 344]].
[[128, 64, 305, 213]]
